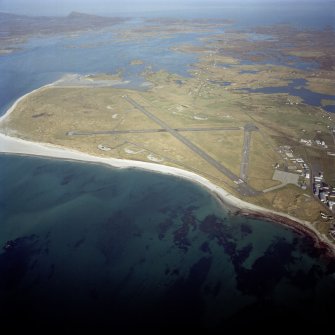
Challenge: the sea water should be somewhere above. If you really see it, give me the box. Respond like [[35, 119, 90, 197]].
[[0, 155, 334, 329], [1, 3, 335, 329]]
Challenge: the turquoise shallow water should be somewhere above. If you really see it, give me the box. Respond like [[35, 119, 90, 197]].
[[1, 154, 334, 330]]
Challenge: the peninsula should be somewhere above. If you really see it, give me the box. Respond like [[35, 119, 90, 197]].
[[0, 13, 334, 253]]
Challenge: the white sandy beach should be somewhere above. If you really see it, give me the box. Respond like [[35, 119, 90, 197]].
[[0, 133, 324, 236], [0, 83, 55, 124], [0, 82, 333, 254]]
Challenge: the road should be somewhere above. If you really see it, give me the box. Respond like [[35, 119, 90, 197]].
[[124, 95, 259, 196], [240, 130, 251, 181], [240, 123, 258, 182], [67, 126, 241, 136]]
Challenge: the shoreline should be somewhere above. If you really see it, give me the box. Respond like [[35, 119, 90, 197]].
[[237, 209, 335, 258], [0, 84, 334, 257], [0, 132, 334, 256], [213, 193, 335, 258], [0, 73, 129, 123], [0, 82, 61, 123]]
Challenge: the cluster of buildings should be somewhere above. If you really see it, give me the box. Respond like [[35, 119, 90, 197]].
[[300, 138, 328, 149], [277, 145, 335, 239], [313, 172, 335, 213], [278, 146, 310, 188], [300, 127, 335, 156]]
